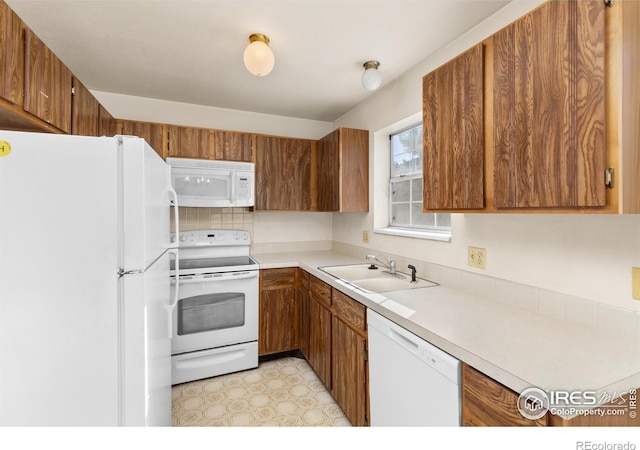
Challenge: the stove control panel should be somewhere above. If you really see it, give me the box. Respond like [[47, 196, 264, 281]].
[[170, 229, 251, 246]]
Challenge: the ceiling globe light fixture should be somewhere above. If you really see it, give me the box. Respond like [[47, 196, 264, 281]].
[[361, 60, 381, 91], [243, 33, 275, 77]]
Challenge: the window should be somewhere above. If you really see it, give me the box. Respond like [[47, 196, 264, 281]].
[[389, 124, 451, 236]]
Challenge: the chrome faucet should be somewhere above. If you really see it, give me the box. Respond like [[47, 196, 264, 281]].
[[366, 254, 396, 275]]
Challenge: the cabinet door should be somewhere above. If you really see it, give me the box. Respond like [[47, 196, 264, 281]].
[[259, 268, 298, 356], [332, 317, 367, 426], [297, 269, 310, 360], [98, 104, 116, 137], [119, 119, 166, 158], [423, 44, 484, 210], [213, 130, 252, 162], [462, 364, 547, 426], [255, 135, 312, 210], [492, 0, 606, 208], [71, 76, 99, 136], [0, 2, 24, 106], [308, 296, 331, 389], [167, 125, 212, 160], [259, 287, 298, 356], [317, 129, 339, 211], [24, 29, 72, 133]]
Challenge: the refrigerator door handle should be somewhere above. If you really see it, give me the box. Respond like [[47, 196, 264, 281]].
[[168, 249, 180, 338]]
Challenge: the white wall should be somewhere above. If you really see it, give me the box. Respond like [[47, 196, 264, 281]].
[[333, 0, 640, 313]]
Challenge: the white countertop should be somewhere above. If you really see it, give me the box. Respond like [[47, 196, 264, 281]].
[[253, 250, 640, 420]]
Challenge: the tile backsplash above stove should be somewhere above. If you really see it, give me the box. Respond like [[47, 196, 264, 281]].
[[171, 207, 254, 236]]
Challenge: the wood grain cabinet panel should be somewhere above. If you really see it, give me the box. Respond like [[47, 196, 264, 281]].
[[423, 43, 484, 210], [462, 364, 547, 427], [71, 76, 99, 136], [308, 295, 332, 389], [309, 275, 331, 309], [24, 28, 72, 133], [118, 119, 166, 158], [259, 268, 298, 356], [0, 1, 24, 106], [97, 104, 116, 137], [167, 125, 212, 160], [492, 0, 606, 209], [213, 129, 252, 162], [317, 127, 369, 212], [255, 135, 313, 211], [331, 316, 367, 426], [296, 269, 310, 360], [332, 289, 366, 333]]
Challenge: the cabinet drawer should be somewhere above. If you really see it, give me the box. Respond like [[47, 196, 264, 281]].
[[296, 268, 310, 291], [260, 268, 296, 289], [332, 289, 366, 333], [462, 364, 547, 426], [309, 275, 331, 308]]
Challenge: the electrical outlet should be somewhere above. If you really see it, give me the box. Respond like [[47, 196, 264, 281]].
[[633, 267, 640, 300], [468, 246, 486, 269], [362, 230, 369, 244]]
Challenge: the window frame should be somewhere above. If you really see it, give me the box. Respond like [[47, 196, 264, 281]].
[[385, 122, 452, 240]]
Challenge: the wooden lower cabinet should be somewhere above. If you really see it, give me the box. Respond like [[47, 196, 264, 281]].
[[308, 295, 332, 390], [462, 363, 547, 426], [259, 268, 298, 356], [462, 363, 640, 427]]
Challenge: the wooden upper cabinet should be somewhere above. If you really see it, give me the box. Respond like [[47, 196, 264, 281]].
[[24, 28, 72, 133], [97, 104, 116, 137], [423, 44, 484, 210], [118, 119, 166, 158], [213, 129, 252, 162], [255, 135, 313, 211], [0, 1, 24, 106], [71, 76, 99, 136], [492, 0, 606, 209], [317, 127, 369, 212], [167, 125, 212, 160]]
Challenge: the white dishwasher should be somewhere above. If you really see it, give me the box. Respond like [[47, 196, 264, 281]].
[[367, 309, 461, 426]]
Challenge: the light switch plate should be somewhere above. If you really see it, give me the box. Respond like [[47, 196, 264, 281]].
[[633, 267, 640, 300]]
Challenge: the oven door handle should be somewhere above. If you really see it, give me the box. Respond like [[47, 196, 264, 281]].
[[168, 249, 180, 338], [175, 270, 258, 284]]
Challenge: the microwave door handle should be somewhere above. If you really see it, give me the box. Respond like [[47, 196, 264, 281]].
[[168, 249, 180, 338]]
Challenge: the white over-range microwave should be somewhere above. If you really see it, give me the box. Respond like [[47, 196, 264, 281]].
[[166, 158, 254, 208]]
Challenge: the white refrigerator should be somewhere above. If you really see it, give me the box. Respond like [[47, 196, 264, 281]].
[[0, 131, 178, 426]]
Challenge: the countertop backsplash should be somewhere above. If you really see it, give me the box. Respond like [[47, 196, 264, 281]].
[[331, 241, 640, 343]]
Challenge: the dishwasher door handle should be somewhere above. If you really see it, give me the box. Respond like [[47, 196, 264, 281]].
[[388, 328, 420, 354]]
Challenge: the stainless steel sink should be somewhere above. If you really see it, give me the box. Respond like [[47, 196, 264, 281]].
[[319, 263, 438, 293]]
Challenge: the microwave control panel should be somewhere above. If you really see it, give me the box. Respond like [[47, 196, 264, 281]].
[[236, 176, 251, 199]]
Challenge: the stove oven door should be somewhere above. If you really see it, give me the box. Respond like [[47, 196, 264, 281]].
[[171, 270, 258, 356]]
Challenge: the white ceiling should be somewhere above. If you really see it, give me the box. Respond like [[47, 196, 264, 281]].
[[6, 0, 510, 122]]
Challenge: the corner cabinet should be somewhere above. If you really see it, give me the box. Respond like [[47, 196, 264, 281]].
[[117, 119, 166, 158], [71, 76, 99, 136], [317, 127, 369, 212], [423, 0, 640, 214]]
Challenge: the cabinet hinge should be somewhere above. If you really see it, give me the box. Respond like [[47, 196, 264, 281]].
[[71, 86, 76, 96], [364, 416, 369, 426], [363, 348, 368, 362], [604, 0, 613, 8], [605, 167, 615, 189]]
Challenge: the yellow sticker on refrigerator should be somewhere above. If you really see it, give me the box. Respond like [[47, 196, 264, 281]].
[[0, 140, 11, 157]]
